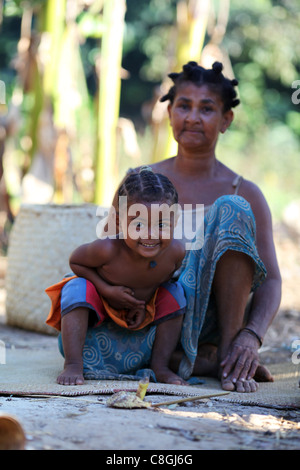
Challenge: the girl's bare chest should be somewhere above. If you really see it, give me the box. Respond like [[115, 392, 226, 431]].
[[98, 256, 174, 288]]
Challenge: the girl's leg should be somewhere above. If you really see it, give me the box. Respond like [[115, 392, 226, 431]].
[[57, 307, 89, 385], [151, 315, 187, 385]]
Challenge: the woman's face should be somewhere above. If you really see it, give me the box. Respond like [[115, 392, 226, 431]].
[[167, 83, 233, 153]]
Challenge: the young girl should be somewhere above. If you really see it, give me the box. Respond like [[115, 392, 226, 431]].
[[46, 168, 187, 386]]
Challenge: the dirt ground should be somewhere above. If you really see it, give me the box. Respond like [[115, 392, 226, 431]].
[[0, 220, 299, 452]]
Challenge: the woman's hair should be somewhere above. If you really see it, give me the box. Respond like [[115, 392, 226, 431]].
[[118, 166, 178, 206], [160, 61, 240, 112]]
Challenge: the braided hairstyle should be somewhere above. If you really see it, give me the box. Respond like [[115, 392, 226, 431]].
[[118, 166, 178, 207], [160, 61, 240, 112]]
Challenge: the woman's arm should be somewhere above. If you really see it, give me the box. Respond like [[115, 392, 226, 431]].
[[243, 182, 282, 340], [221, 182, 282, 383]]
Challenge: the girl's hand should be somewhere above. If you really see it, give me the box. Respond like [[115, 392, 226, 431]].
[[102, 285, 145, 310], [126, 307, 146, 329]]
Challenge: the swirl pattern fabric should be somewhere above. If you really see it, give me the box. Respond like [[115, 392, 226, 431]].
[[53, 279, 186, 382], [58, 321, 157, 381], [178, 195, 267, 379]]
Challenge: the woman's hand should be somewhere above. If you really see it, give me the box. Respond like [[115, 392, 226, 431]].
[[220, 329, 261, 392], [102, 285, 145, 310]]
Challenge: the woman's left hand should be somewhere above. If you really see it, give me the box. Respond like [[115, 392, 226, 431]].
[[220, 329, 260, 384]]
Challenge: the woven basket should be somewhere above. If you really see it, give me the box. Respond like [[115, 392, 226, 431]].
[[5, 203, 108, 335]]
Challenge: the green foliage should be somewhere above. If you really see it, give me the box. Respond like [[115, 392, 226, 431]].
[[0, 0, 299, 219], [219, 0, 300, 218], [77, 11, 105, 39]]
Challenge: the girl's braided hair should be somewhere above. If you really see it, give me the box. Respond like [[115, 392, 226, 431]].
[[160, 61, 240, 112], [118, 166, 178, 206]]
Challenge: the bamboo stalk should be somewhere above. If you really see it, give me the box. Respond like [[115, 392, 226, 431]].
[[151, 0, 211, 163], [43, 0, 67, 98], [95, 0, 126, 206], [176, 0, 211, 65], [152, 391, 230, 407]]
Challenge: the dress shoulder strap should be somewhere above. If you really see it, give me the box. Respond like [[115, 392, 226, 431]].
[[232, 175, 243, 195]]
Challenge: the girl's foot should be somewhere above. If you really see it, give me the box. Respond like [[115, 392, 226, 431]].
[[153, 366, 188, 385], [57, 363, 84, 386]]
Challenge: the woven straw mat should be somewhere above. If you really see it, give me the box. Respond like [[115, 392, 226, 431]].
[[0, 348, 299, 409]]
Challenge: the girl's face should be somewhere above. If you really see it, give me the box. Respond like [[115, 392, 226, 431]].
[[119, 200, 177, 259], [168, 83, 233, 153]]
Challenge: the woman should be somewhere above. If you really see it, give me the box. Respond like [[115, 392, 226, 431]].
[[106, 61, 281, 393], [142, 61, 281, 393]]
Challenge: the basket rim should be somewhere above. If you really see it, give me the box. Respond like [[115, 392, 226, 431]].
[[16, 203, 107, 217]]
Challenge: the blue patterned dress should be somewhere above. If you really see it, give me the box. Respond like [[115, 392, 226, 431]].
[[177, 195, 266, 379]]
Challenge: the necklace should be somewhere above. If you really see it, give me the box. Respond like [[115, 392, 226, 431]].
[[149, 260, 157, 268]]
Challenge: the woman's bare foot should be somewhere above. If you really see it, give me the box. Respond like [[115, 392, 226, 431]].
[[171, 344, 268, 392], [189, 344, 260, 393], [221, 374, 258, 393], [219, 355, 273, 393], [193, 344, 219, 377], [170, 345, 219, 381], [192, 345, 257, 392], [57, 363, 84, 386], [219, 356, 273, 392], [153, 366, 188, 385], [254, 364, 274, 383]]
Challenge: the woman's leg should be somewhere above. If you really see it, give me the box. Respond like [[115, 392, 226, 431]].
[[178, 196, 268, 388], [212, 250, 258, 392], [57, 307, 89, 385], [171, 343, 218, 378]]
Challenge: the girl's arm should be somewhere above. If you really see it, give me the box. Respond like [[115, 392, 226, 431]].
[[69, 239, 145, 309], [69, 239, 114, 297]]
